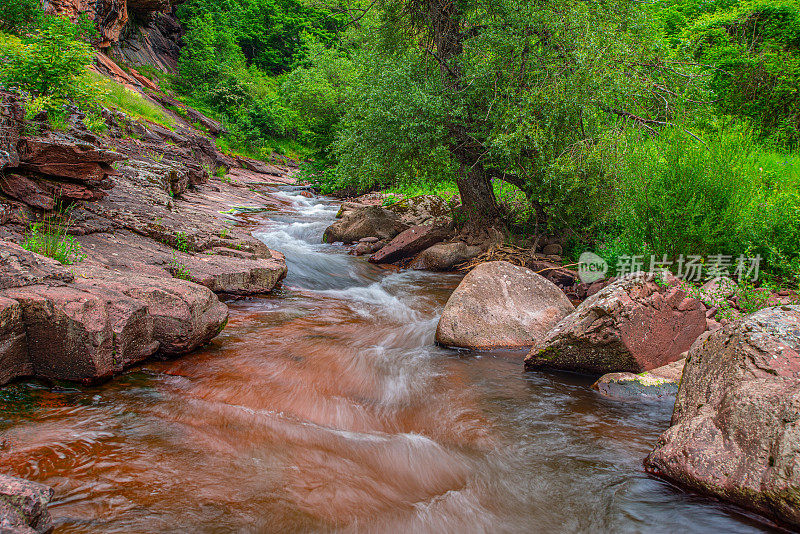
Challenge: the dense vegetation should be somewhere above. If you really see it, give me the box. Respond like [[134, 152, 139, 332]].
[[1, 0, 798, 285]]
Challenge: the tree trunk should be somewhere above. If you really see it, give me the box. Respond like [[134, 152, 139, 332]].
[[426, 0, 502, 232]]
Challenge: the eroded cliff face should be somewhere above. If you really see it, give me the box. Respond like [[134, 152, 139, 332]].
[[42, 0, 179, 71]]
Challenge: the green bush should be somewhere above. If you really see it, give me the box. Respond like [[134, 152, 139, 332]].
[[604, 126, 800, 283], [0, 0, 41, 34], [688, 0, 800, 146], [1, 16, 95, 99]]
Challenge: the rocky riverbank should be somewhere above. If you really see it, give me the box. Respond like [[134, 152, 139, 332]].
[[0, 69, 292, 388]]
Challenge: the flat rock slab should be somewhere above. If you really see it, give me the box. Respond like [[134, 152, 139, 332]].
[[645, 305, 800, 528], [436, 261, 575, 350], [369, 224, 451, 264]]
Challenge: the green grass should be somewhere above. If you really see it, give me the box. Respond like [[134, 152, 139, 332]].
[[21, 208, 86, 265], [384, 179, 460, 200], [89, 72, 176, 129]]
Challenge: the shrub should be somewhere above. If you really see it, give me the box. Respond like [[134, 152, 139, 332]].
[[21, 208, 86, 265], [605, 126, 800, 284], [688, 0, 800, 146], [0, 0, 41, 34]]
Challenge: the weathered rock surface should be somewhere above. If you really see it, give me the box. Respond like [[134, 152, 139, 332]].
[[0, 474, 54, 534], [72, 264, 229, 356], [436, 261, 575, 350], [0, 297, 30, 386], [525, 273, 708, 375], [0, 91, 23, 171], [385, 195, 452, 226], [0, 242, 231, 383], [323, 206, 408, 244], [369, 224, 451, 265], [644, 306, 800, 528], [1, 282, 159, 383], [408, 241, 482, 272], [592, 359, 685, 401]]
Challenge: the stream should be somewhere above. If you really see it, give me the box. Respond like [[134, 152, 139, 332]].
[[0, 187, 780, 533]]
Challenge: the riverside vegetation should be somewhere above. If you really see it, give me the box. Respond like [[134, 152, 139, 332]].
[[2, 0, 800, 531], [2, 0, 799, 287]]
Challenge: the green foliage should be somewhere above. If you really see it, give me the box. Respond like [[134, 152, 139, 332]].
[[21, 208, 86, 265], [0, 0, 41, 34], [604, 126, 800, 282], [687, 0, 800, 146], [0, 15, 96, 102]]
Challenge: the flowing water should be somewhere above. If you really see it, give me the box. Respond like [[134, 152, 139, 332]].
[[0, 188, 783, 533]]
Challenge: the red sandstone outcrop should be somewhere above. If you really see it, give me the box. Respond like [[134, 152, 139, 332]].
[[0, 474, 54, 534], [645, 305, 800, 528], [525, 273, 709, 374]]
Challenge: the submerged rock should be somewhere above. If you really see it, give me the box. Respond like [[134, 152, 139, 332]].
[[592, 359, 684, 401], [436, 261, 574, 350], [0, 474, 54, 534], [525, 273, 708, 375], [408, 242, 482, 272], [323, 206, 408, 244], [645, 305, 800, 528]]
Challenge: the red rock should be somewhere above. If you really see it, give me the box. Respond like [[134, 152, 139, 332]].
[[408, 241, 482, 271], [1, 283, 159, 383], [73, 265, 230, 356], [0, 474, 54, 534], [0, 296, 31, 385], [369, 224, 451, 264], [436, 261, 575, 349], [525, 273, 708, 374], [0, 173, 56, 210], [645, 305, 800, 528], [0, 241, 75, 290]]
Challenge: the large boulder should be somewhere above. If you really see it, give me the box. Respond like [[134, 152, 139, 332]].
[[0, 474, 54, 534], [525, 274, 708, 375], [386, 195, 451, 226], [72, 265, 229, 356], [323, 206, 408, 244], [644, 306, 800, 528], [368, 224, 451, 265], [1, 283, 160, 383], [408, 242, 482, 272], [0, 297, 31, 385], [436, 261, 575, 350]]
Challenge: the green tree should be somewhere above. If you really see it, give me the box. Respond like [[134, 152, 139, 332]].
[[320, 0, 665, 233], [0, 0, 41, 34], [1, 15, 95, 101]]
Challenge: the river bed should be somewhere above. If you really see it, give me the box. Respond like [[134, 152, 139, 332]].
[[0, 187, 780, 532]]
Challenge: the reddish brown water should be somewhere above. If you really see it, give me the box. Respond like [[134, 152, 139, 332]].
[[0, 189, 783, 532]]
